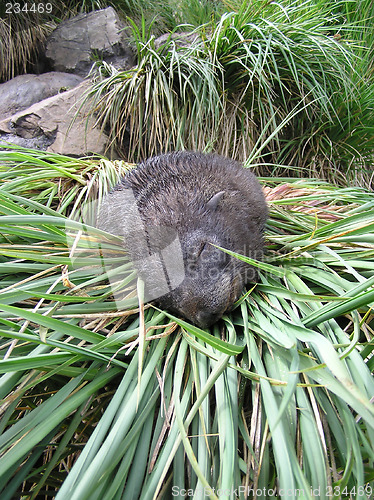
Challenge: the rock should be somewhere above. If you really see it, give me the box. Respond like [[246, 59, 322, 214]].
[[154, 32, 200, 50], [0, 81, 111, 156], [0, 133, 53, 150], [0, 72, 83, 120], [45, 7, 135, 77]]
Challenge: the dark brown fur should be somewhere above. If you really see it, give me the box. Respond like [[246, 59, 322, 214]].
[[97, 151, 268, 328]]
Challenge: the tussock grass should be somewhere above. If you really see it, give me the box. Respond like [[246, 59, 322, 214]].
[[3, 1, 373, 186], [84, 17, 222, 161], [0, 14, 54, 83], [0, 0, 97, 82], [85, 0, 374, 188], [0, 147, 373, 498]]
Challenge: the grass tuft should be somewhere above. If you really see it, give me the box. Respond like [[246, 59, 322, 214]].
[[0, 147, 373, 498]]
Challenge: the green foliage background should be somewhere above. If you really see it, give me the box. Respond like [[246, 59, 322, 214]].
[[86, 0, 374, 186]]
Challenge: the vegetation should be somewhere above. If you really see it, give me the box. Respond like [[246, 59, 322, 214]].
[[0, 7, 52, 82], [0, 0, 374, 498], [1, 0, 373, 183], [83, 0, 374, 187], [0, 146, 373, 498], [0, 0, 218, 83]]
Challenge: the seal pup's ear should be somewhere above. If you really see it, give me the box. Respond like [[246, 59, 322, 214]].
[[206, 191, 225, 211]]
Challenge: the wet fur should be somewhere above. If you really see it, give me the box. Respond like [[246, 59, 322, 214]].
[[97, 151, 268, 327]]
